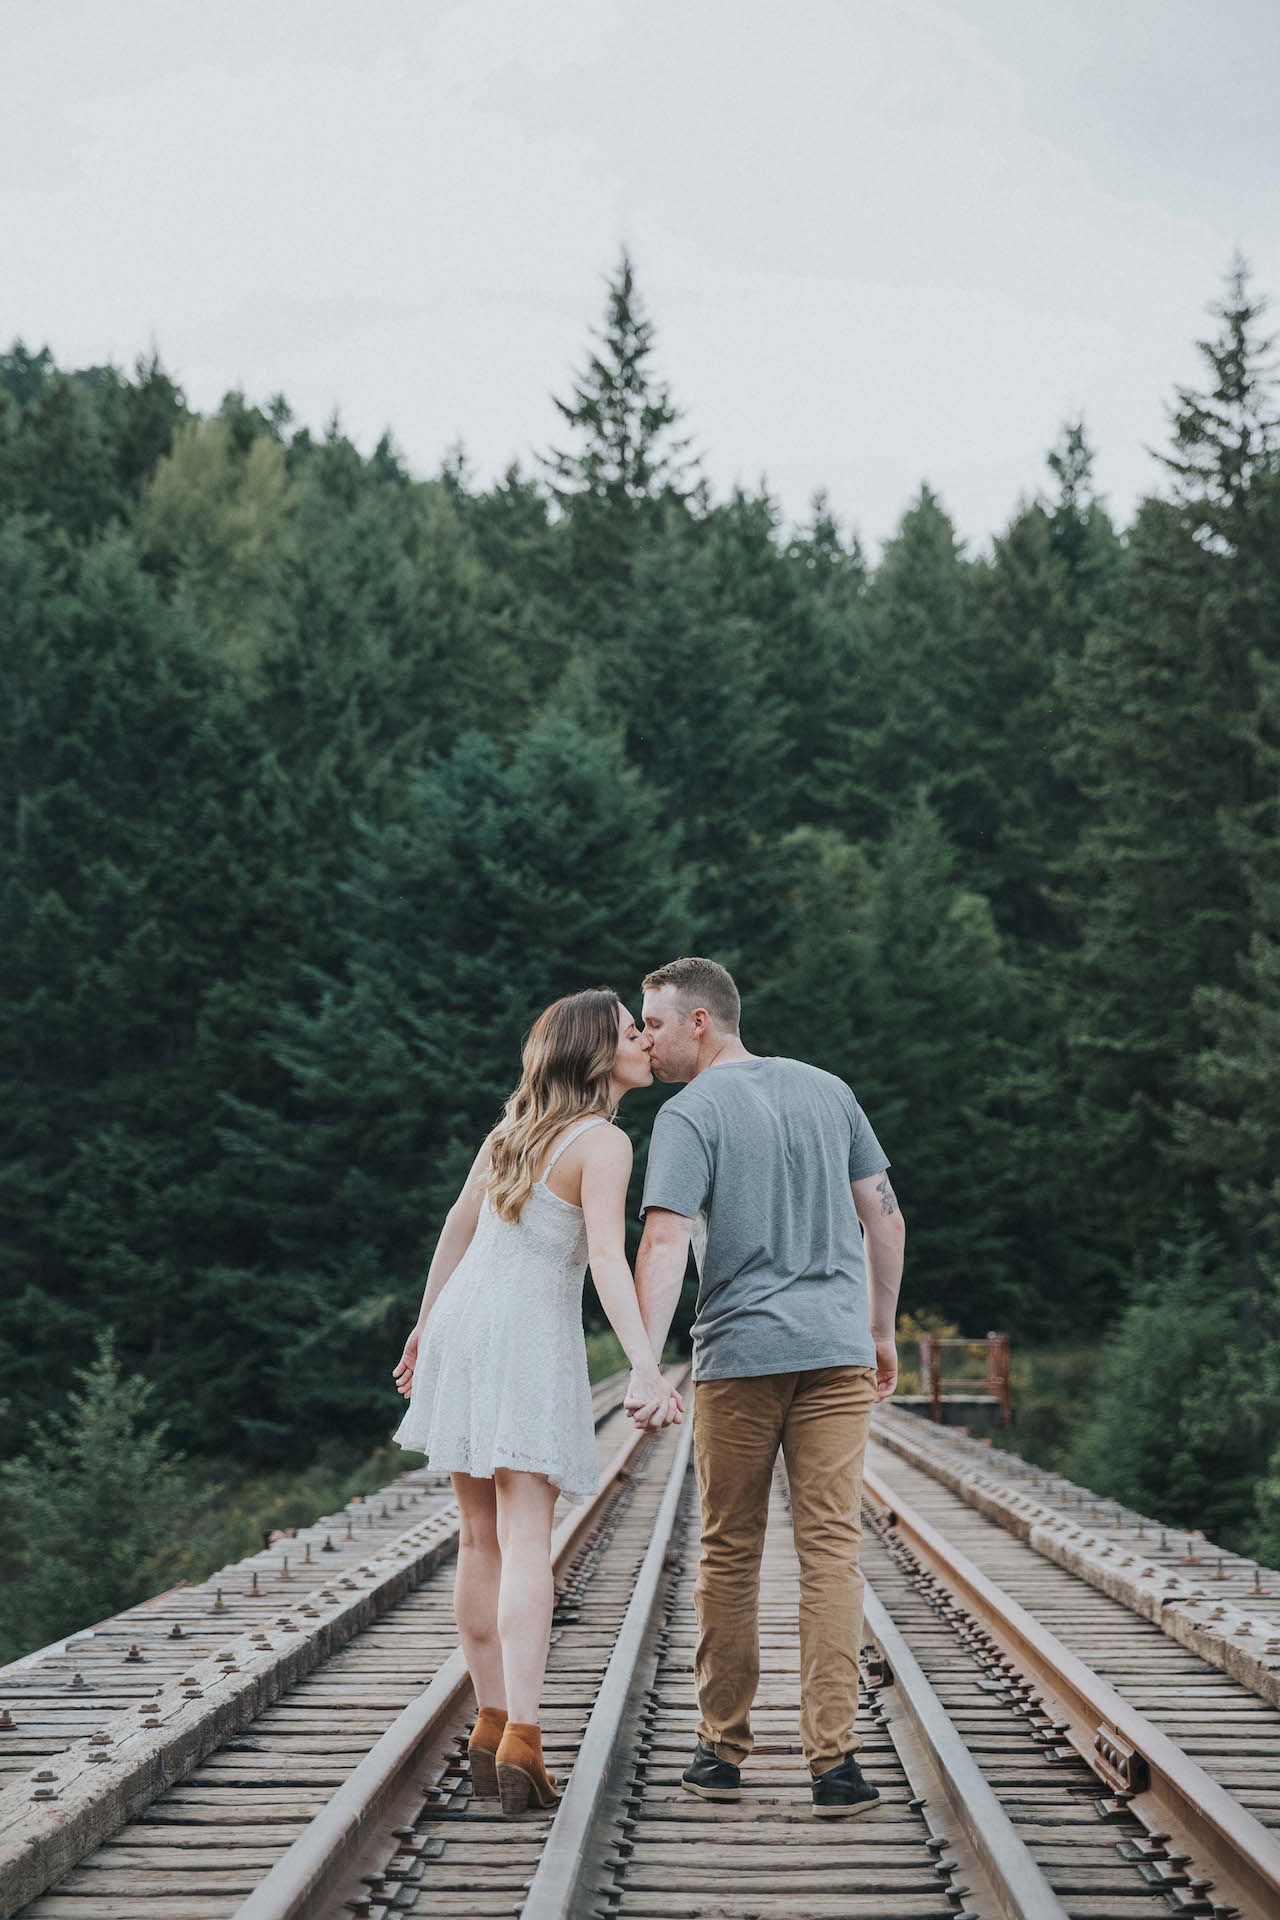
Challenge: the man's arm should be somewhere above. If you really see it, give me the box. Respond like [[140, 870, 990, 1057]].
[[852, 1167, 906, 1399], [628, 1207, 692, 1426]]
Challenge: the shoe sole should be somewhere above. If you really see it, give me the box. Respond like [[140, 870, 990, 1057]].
[[680, 1777, 742, 1801], [468, 1746, 499, 1798], [812, 1794, 880, 1818]]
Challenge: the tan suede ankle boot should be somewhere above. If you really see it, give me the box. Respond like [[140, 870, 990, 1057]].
[[467, 1705, 508, 1798], [495, 1719, 560, 1813]]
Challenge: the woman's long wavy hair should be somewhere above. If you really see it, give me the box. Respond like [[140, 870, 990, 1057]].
[[486, 987, 621, 1223]]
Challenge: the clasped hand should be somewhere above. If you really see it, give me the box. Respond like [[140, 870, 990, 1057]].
[[625, 1367, 685, 1430]]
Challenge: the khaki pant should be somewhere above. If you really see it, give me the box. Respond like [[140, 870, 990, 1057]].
[[691, 1363, 878, 1776]]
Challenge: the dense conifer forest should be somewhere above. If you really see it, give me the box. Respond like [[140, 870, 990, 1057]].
[[2, 250, 1279, 1654]]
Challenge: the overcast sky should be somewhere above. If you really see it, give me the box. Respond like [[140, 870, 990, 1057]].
[[6, 0, 1279, 559]]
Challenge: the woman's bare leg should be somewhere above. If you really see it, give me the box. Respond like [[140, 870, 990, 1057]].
[[493, 1468, 559, 1723], [450, 1471, 505, 1709]]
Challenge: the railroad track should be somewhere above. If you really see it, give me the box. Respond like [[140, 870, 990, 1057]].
[[0, 1370, 639, 1918], [5, 1384, 1280, 1919], [859, 1423, 1280, 1919]]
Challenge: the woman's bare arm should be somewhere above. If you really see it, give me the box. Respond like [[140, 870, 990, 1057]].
[[392, 1132, 494, 1397], [580, 1128, 681, 1425]]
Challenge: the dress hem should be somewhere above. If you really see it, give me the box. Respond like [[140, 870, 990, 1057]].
[[391, 1430, 598, 1505]]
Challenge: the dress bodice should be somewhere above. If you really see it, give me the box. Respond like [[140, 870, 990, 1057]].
[[463, 1115, 609, 1288]]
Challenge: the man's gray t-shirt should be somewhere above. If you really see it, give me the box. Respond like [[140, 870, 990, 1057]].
[[639, 1055, 891, 1381]]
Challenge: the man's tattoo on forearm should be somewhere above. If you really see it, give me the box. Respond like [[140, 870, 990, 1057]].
[[876, 1171, 899, 1217]]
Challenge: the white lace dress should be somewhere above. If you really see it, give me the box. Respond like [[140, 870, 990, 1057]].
[[392, 1116, 607, 1503]]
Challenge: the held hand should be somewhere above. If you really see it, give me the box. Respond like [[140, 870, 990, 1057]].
[[873, 1334, 898, 1402], [392, 1325, 422, 1400], [626, 1367, 684, 1430]]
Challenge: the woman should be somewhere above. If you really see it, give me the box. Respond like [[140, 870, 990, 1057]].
[[391, 987, 682, 1816]]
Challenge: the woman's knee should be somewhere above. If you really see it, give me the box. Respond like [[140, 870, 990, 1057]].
[[452, 1473, 500, 1552], [494, 1468, 557, 1552]]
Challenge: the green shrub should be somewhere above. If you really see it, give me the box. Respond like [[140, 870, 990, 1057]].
[[0, 1331, 207, 1664], [1060, 1226, 1276, 1552]]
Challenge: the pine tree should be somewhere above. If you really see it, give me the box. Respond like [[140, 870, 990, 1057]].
[[588, 503, 788, 956], [753, 800, 1033, 1330], [1054, 258, 1280, 1289], [0, 1332, 202, 1662], [541, 249, 699, 609], [1064, 1223, 1278, 1549], [134, 414, 297, 681], [212, 716, 692, 1458], [975, 421, 1126, 948], [834, 486, 999, 890], [1170, 461, 1280, 1295]]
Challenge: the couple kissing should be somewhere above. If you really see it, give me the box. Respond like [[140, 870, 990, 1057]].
[[391, 955, 905, 1817]]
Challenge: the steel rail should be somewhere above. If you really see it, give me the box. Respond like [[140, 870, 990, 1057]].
[[861, 1577, 1072, 1920], [863, 1459, 1280, 1920], [520, 1399, 696, 1918], [234, 1367, 689, 1920]]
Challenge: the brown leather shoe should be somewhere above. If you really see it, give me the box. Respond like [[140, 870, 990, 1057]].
[[495, 1719, 561, 1813], [467, 1706, 508, 1798]]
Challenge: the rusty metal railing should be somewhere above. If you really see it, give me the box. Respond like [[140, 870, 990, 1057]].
[[918, 1331, 1011, 1425]]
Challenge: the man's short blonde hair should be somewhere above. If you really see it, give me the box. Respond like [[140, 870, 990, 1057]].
[[641, 956, 741, 1034]]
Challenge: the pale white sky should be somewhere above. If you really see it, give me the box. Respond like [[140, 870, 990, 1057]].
[[5, 0, 1278, 558]]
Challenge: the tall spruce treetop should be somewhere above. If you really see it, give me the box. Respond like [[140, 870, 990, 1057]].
[[1157, 250, 1280, 551], [541, 250, 699, 600]]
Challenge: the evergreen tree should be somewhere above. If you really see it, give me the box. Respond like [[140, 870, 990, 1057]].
[[1064, 1223, 1278, 1550], [783, 489, 873, 831], [541, 248, 700, 611], [1170, 465, 1280, 1296], [975, 422, 1126, 948], [135, 414, 297, 680], [752, 800, 1033, 1328], [1055, 258, 1280, 1290], [212, 716, 692, 1458], [834, 486, 1000, 893], [591, 504, 787, 955], [0, 1332, 202, 1663]]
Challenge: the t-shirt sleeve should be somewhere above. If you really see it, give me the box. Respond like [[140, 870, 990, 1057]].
[[640, 1106, 713, 1220], [847, 1088, 891, 1181]]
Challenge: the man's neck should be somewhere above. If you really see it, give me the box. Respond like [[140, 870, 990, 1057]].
[[691, 1034, 754, 1078]]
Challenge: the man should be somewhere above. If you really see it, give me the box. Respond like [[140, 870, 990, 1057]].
[[624, 955, 905, 1818]]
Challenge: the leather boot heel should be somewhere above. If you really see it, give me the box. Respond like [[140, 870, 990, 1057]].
[[496, 1760, 535, 1814], [467, 1706, 507, 1799], [495, 1721, 560, 1814]]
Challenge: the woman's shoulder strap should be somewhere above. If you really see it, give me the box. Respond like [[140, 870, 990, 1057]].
[[544, 1114, 611, 1172]]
